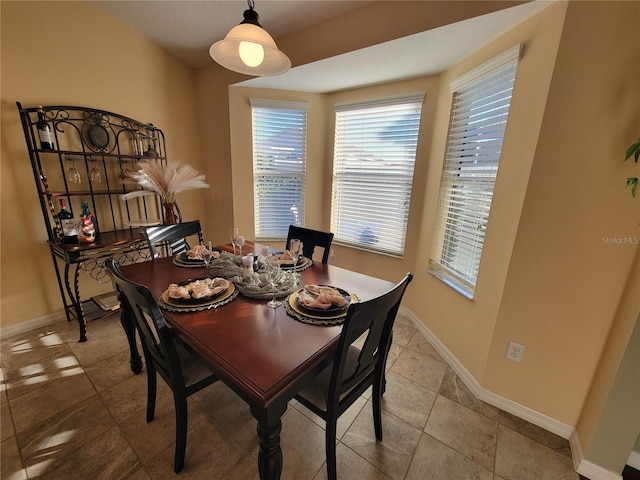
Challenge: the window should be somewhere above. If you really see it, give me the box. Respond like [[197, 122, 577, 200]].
[[251, 99, 308, 240], [429, 44, 522, 298], [331, 93, 424, 256]]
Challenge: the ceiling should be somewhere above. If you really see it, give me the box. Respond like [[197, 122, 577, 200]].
[[96, 0, 552, 93], [96, 1, 370, 69]]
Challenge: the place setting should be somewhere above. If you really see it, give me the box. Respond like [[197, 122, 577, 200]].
[[285, 283, 358, 326], [172, 243, 221, 269], [274, 238, 312, 273], [157, 276, 238, 312], [164, 236, 328, 315]]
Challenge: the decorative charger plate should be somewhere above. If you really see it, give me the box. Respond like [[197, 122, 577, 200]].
[[173, 256, 204, 268], [288, 286, 353, 319], [173, 250, 221, 268], [158, 283, 237, 312], [180, 251, 221, 263], [177, 252, 206, 264], [295, 286, 351, 315], [278, 256, 306, 269], [278, 256, 313, 272], [161, 277, 231, 306]]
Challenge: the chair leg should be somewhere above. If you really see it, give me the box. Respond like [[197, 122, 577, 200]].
[[146, 365, 157, 423], [173, 393, 188, 474], [326, 420, 338, 480], [373, 379, 383, 441]]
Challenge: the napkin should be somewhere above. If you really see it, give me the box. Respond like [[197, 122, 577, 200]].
[[186, 245, 220, 260], [298, 284, 348, 310], [168, 278, 229, 300], [275, 250, 296, 266]]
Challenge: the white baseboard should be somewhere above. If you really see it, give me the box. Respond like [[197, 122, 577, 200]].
[[4, 306, 636, 479], [577, 460, 623, 480], [399, 307, 575, 439], [627, 450, 640, 471], [570, 430, 585, 472], [398, 307, 640, 480], [0, 311, 66, 340], [569, 429, 622, 480]]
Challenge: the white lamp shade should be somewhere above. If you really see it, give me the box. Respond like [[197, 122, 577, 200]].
[[210, 23, 291, 76]]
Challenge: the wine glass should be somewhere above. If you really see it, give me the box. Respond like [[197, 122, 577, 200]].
[[289, 238, 301, 263], [266, 256, 282, 308], [65, 155, 82, 184], [88, 157, 102, 183], [230, 227, 239, 255], [118, 160, 130, 183], [237, 235, 245, 257], [289, 238, 301, 282], [201, 241, 213, 271]]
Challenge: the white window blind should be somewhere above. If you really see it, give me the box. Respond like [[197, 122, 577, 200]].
[[331, 93, 424, 256], [251, 99, 308, 240], [429, 45, 522, 298]]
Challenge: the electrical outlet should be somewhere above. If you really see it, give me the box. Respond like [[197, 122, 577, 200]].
[[506, 341, 525, 363]]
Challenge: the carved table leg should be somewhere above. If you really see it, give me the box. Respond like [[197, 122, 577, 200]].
[[257, 418, 283, 480], [64, 262, 87, 342], [116, 290, 143, 374]]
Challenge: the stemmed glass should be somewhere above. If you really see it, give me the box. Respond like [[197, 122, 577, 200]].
[[230, 227, 239, 255], [118, 160, 131, 183], [201, 241, 213, 272], [237, 235, 245, 257], [289, 238, 302, 282], [65, 155, 82, 184], [88, 157, 102, 183], [266, 256, 282, 308]]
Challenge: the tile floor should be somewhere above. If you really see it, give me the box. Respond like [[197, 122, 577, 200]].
[[1, 312, 579, 480]]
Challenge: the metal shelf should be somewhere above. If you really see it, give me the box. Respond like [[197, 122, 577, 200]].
[[17, 103, 173, 342]]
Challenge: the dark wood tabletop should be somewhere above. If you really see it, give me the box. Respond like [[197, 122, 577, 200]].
[[119, 243, 395, 479]]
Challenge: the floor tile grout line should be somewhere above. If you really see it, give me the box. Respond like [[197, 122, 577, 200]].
[[3, 317, 579, 480]]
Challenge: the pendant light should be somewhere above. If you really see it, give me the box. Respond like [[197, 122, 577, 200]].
[[210, 0, 291, 76]]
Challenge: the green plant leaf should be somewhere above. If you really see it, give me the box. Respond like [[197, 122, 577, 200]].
[[627, 177, 639, 197], [625, 138, 640, 163]]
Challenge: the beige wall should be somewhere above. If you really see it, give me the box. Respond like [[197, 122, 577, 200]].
[[224, 0, 639, 439], [194, 0, 524, 247], [576, 247, 640, 472], [2, 0, 639, 471], [0, 1, 206, 329], [482, 0, 639, 424], [415, 2, 569, 386]]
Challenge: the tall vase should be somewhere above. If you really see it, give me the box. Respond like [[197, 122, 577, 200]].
[[163, 202, 177, 225]]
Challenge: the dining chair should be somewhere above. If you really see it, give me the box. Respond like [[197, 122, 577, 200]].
[[286, 225, 334, 264], [145, 220, 204, 259], [105, 258, 218, 474], [294, 272, 413, 480]]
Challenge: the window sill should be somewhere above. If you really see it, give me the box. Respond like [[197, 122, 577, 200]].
[[427, 267, 474, 300]]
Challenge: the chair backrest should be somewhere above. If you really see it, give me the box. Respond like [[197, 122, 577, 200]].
[[145, 220, 203, 259], [328, 273, 413, 410], [286, 225, 334, 264], [105, 258, 186, 387]]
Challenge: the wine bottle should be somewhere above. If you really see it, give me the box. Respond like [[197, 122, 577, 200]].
[[37, 107, 55, 150], [79, 201, 97, 243], [58, 199, 78, 244]]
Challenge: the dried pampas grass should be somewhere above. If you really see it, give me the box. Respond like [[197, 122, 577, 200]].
[[121, 160, 209, 204]]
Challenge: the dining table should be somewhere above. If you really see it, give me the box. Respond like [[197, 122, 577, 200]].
[[117, 241, 395, 480]]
